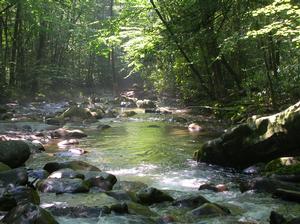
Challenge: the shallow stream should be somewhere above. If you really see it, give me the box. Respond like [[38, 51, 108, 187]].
[[2, 106, 300, 223]]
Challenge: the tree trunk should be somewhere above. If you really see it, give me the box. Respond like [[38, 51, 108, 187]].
[[9, 2, 21, 87], [0, 16, 5, 84], [110, 0, 118, 96]]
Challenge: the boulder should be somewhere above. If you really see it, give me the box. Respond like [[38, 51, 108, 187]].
[[2, 203, 59, 224], [136, 100, 156, 109], [48, 168, 84, 179], [0, 141, 30, 168], [136, 187, 174, 205], [37, 178, 89, 193], [0, 186, 40, 211], [194, 101, 300, 169], [43, 161, 100, 173], [189, 202, 230, 218], [59, 106, 94, 121], [84, 171, 117, 191], [188, 123, 203, 132], [24, 140, 45, 154], [50, 128, 87, 139], [239, 176, 300, 193], [0, 168, 28, 186]]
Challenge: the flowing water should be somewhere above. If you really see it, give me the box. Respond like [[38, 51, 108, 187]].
[[2, 106, 300, 224]]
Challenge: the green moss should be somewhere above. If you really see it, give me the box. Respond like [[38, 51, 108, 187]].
[[274, 163, 300, 175]]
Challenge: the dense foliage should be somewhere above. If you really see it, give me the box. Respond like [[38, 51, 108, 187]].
[[1, 0, 300, 119]]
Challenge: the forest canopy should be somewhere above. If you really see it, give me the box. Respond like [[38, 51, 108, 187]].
[[0, 0, 300, 119]]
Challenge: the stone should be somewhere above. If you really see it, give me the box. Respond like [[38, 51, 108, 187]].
[[136, 99, 156, 109], [44, 160, 100, 173], [24, 140, 45, 153], [84, 172, 117, 191], [110, 203, 129, 214], [50, 128, 87, 139], [37, 178, 89, 193], [189, 203, 230, 218], [48, 168, 84, 179], [47, 205, 110, 218], [120, 111, 137, 117], [113, 180, 148, 192], [194, 101, 300, 169], [239, 177, 300, 193], [59, 106, 94, 121], [172, 194, 209, 209], [157, 215, 176, 224], [0, 140, 30, 168], [2, 203, 59, 224], [136, 187, 174, 205], [188, 123, 203, 132], [0, 168, 28, 186], [0, 186, 40, 211], [273, 188, 300, 203]]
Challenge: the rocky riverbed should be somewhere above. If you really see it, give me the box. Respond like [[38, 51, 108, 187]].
[[0, 98, 300, 224]]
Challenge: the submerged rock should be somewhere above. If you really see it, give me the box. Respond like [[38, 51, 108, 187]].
[[37, 178, 89, 193], [43, 160, 100, 173], [194, 101, 300, 169], [2, 203, 59, 224], [47, 205, 110, 218], [0, 140, 31, 168], [136, 187, 174, 205]]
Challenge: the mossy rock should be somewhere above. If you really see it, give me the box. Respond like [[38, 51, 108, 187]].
[[0, 162, 11, 172], [59, 106, 94, 121], [265, 157, 300, 174]]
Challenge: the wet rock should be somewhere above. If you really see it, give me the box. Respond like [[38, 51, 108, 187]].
[[48, 168, 84, 179], [37, 178, 89, 193], [189, 202, 230, 218], [110, 203, 129, 214], [136, 99, 156, 109], [198, 183, 229, 192], [0, 140, 30, 168], [0, 168, 28, 186], [239, 176, 300, 193], [43, 160, 100, 173], [2, 203, 59, 224], [172, 194, 209, 209], [0, 162, 11, 172], [136, 187, 174, 205], [50, 128, 87, 139], [273, 188, 300, 203], [188, 123, 203, 132], [0, 186, 40, 211], [24, 140, 45, 153], [127, 201, 158, 217], [242, 164, 265, 175], [85, 172, 117, 191], [195, 101, 300, 169]]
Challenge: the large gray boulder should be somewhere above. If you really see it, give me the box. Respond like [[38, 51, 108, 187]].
[[194, 101, 300, 169], [0, 141, 30, 168]]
